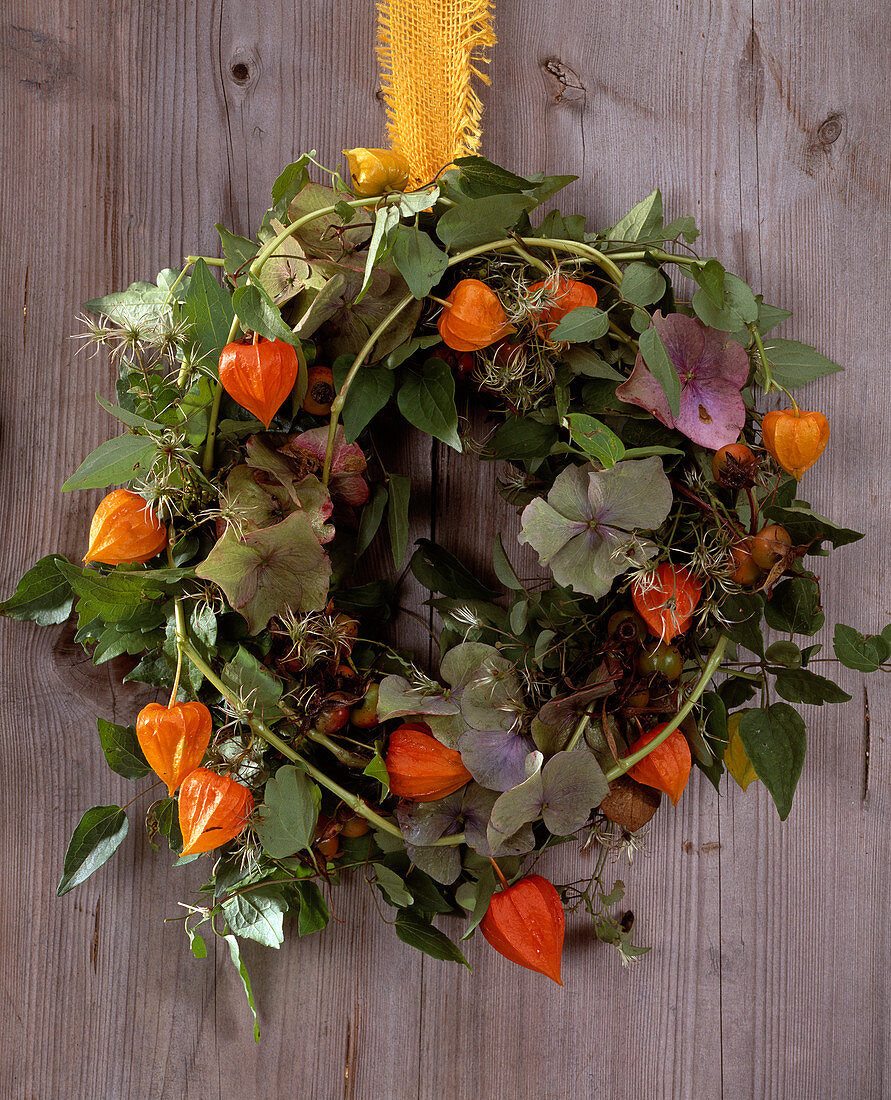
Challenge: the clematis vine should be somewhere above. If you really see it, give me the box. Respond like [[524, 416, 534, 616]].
[[616, 311, 750, 449], [519, 457, 673, 598]]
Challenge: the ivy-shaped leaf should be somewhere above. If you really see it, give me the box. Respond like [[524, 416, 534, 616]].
[[738, 704, 806, 820]]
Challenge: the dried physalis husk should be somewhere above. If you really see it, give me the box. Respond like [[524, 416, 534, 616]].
[[599, 774, 661, 831]]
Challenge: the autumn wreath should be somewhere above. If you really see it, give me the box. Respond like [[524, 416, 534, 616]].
[[5, 147, 888, 1037]]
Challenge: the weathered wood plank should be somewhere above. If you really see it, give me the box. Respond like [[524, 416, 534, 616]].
[[717, 4, 891, 1098], [0, 0, 888, 1096]]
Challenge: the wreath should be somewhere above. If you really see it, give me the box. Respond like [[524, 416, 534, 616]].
[[5, 143, 888, 1036]]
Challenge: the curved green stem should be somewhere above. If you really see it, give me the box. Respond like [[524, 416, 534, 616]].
[[169, 597, 187, 706], [322, 293, 415, 483], [604, 634, 728, 781], [201, 314, 241, 475], [603, 248, 702, 268], [748, 322, 797, 408], [564, 711, 591, 753], [305, 727, 368, 769], [525, 237, 624, 284], [608, 321, 638, 350], [509, 241, 550, 275]]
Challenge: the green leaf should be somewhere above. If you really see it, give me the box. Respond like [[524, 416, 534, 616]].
[[0, 555, 73, 625], [97, 718, 150, 780], [62, 434, 157, 492], [271, 155, 311, 212], [391, 223, 449, 299], [605, 191, 663, 243], [181, 259, 235, 363], [621, 263, 666, 307], [397, 357, 462, 451], [196, 511, 331, 633], [549, 307, 610, 343], [356, 482, 388, 558], [146, 796, 184, 853], [453, 155, 575, 202], [359, 205, 401, 299], [55, 562, 168, 627], [222, 934, 260, 1042], [716, 591, 765, 656], [394, 910, 471, 968], [332, 356, 395, 442], [363, 748, 390, 795], [221, 646, 283, 718], [693, 259, 726, 309], [293, 879, 330, 935], [221, 888, 286, 948], [374, 864, 414, 908], [231, 283, 298, 345], [57, 806, 129, 896], [255, 765, 320, 859], [764, 577, 823, 636], [436, 194, 536, 251], [765, 640, 802, 668], [659, 215, 700, 244], [773, 668, 851, 706], [562, 346, 624, 380], [756, 300, 792, 335], [215, 224, 257, 281], [564, 413, 626, 469], [410, 539, 498, 601], [692, 272, 758, 331], [84, 279, 171, 326], [738, 704, 806, 820], [759, 338, 844, 389], [493, 534, 523, 591], [185, 921, 207, 959], [762, 504, 863, 550], [387, 474, 411, 568], [833, 624, 890, 673], [95, 394, 164, 432], [485, 416, 559, 462], [638, 325, 682, 418]]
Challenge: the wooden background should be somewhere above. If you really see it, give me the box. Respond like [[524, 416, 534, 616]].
[[1, 2, 888, 1097]]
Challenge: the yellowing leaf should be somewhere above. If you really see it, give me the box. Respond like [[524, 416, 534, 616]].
[[725, 728, 758, 791]]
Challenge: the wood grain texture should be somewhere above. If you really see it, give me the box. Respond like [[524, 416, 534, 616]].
[[0, 1, 888, 1097]]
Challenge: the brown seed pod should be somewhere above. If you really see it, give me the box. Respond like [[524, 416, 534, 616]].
[[599, 774, 661, 831]]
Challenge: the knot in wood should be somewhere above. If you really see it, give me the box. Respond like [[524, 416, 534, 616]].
[[539, 56, 586, 105], [817, 113, 844, 146]]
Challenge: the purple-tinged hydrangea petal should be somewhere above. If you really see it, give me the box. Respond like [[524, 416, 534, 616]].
[[616, 311, 749, 449]]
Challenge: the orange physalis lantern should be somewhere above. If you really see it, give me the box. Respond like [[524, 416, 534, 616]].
[[178, 768, 254, 856], [480, 874, 565, 984], [626, 723, 692, 805], [218, 337, 299, 428], [385, 722, 472, 801], [136, 701, 213, 797], [437, 279, 515, 352], [84, 488, 168, 566], [761, 407, 830, 481], [632, 563, 702, 641], [528, 276, 599, 338]]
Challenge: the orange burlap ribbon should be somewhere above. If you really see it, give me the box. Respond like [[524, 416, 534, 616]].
[[377, 0, 496, 187]]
